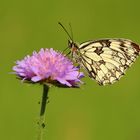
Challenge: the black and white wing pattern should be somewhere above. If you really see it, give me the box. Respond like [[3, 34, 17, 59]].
[[78, 38, 140, 85]]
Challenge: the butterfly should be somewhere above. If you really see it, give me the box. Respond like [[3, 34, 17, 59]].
[[59, 23, 140, 85]]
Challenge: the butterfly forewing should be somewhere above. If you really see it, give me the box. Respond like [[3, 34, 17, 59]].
[[77, 39, 140, 85]]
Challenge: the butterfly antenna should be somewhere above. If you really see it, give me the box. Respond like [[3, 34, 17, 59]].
[[58, 22, 73, 41], [69, 22, 74, 42]]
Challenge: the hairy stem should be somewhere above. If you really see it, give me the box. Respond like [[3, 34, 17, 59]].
[[38, 84, 49, 140]]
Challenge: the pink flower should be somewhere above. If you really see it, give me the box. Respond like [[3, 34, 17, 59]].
[[13, 48, 84, 87]]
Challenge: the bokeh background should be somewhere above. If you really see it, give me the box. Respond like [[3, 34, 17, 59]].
[[1, 0, 140, 140]]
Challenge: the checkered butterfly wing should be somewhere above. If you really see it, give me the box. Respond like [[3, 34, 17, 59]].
[[78, 39, 140, 85]]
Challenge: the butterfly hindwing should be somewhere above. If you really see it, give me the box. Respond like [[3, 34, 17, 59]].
[[78, 39, 140, 85]]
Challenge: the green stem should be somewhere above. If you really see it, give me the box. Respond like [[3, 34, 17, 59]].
[[38, 84, 49, 140]]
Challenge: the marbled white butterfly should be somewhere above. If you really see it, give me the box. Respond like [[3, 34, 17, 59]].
[[59, 23, 140, 85]]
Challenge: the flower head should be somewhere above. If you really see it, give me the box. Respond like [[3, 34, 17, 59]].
[[13, 48, 84, 87]]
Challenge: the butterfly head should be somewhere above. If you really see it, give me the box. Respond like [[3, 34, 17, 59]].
[[58, 22, 80, 56], [68, 40, 79, 54]]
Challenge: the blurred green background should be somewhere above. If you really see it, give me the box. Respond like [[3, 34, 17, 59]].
[[1, 0, 140, 140]]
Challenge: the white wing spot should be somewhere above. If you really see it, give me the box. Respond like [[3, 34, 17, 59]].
[[100, 64, 108, 73], [120, 59, 126, 65], [85, 52, 102, 61]]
